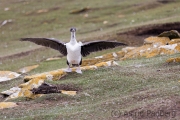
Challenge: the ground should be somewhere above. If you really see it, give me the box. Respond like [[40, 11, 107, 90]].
[[0, 0, 180, 120]]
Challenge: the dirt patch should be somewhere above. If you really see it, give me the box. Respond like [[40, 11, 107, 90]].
[[116, 22, 180, 46], [31, 82, 81, 94], [56, 84, 81, 91], [131, 22, 180, 36], [0, 47, 45, 61], [157, 0, 176, 4]]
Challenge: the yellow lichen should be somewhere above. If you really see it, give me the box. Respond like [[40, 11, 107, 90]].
[[166, 57, 180, 63], [46, 57, 61, 61], [18, 65, 39, 73], [19, 78, 44, 89], [146, 48, 159, 58], [94, 62, 108, 67], [49, 70, 67, 80], [168, 39, 180, 45], [144, 36, 170, 45], [81, 53, 116, 66], [23, 60, 117, 82], [20, 88, 42, 99], [120, 38, 180, 60], [81, 51, 124, 66], [61, 90, 77, 96], [81, 66, 95, 70], [102, 53, 114, 59], [159, 48, 176, 55], [121, 44, 152, 60], [0, 102, 17, 109], [14, 78, 45, 99], [175, 43, 180, 51], [37, 9, 48, 14], [116, 51, 125, 58], [122, 47, 136, 53], [0, 71, 21, 82], [82, 59, 101, 66]]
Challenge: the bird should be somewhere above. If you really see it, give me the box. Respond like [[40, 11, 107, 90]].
[[20, 27, 127, 74]]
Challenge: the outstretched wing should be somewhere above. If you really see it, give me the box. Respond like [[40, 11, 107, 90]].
[[20, 38, 67, 56], [81, 41, 127, 57]]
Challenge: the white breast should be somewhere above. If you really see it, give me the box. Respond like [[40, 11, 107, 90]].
[[66, 42, 82, 64]]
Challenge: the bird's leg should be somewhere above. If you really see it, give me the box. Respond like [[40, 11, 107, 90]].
[[76, 65, 82, 74], [65, 65, 72, 72], [65, 60, 72, 72]]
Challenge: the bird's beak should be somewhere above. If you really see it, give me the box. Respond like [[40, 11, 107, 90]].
[[70, 28, 76, 32], [70, 30, 76, 33]]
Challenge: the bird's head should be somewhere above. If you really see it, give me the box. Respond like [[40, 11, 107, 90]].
[[70, 27, 76, 32]]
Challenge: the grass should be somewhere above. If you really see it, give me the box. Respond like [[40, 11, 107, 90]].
[[1, 0, 180, 58], [0, 0, 180, 119], [1, 53, 180, 120]]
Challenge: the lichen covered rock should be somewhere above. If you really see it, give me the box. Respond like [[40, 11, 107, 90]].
[[168, 39, 180, 45], [18, 65, 39, 73], [0, 71, 21, 82], [166, 57, 180, 63], [0, 102, 17, 109], [158, 30, 180, 39], [1, 61, 118, 100], [120, 37, 180, 60], [82, 52, 120, 66], [144, 36, 170, 45]]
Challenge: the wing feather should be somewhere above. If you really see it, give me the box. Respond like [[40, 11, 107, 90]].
[[20, 38, 67, 56], [81, 41, 127, 57]]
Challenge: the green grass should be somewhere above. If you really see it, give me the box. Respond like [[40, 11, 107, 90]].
[[1, 53, 180, 120], [1, 0, 180, 61], [0, 0, 180, 119]]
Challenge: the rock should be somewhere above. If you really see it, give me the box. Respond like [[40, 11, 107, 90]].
[[120, 43, 180, 60], [0, 71, 21, 82], [0, 102, 17, 109], [1, 87, 21, 97], [168, 39, 180, 44], [122, 47, 136, 53], [18, 65, 39, 73], [103, 21, 108, 24], [121, 44, 152, 60], [46, 57, 61, 61], [0, 19, 13, 28], [23, 69, 67, 82], [61, 90, 77, 96], [166, 57, 180, 63], [1, 78, 44, 100], [144, 36, 170, 45], [158, 30, 180, 39], [1, 60, 118, 100], [4, 7, 10, 11], [37, 9, 48, 14]]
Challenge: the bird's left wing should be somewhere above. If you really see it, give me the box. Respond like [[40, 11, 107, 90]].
[[20, 38, 67, 56], [81, 41, 127, 57]]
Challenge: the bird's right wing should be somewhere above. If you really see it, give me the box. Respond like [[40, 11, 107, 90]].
[[81, 41, 127, 57], [20, 38, 67, 56]]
